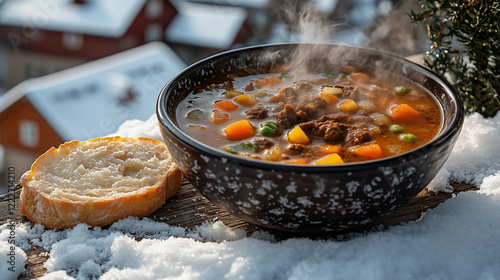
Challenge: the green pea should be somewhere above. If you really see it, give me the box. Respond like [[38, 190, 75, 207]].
[[281, 73, 293, 79], [395, 86, 409, 95], [224, 145, 239, 154], [263, 121, 278, 130], [261, 121, 278, 136], [323, 71, 345, 79], [241, 141, 259, 153], [400, 133, 418, 143], [261, 126, 276, 137], [225, 141, 259, 154], [389, 124, 406, 133]]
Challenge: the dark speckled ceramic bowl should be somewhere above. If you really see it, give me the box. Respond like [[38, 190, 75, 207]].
[[157, 43, 464, 232]]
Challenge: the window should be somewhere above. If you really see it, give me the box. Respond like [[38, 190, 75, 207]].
[[145, 24, 162, 42], [19, 120, 39, 148], [146, 0, 163, 19], [63, 33, 83, 50]]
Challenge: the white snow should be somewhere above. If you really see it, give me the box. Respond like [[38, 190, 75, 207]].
[[2, 112, 500, 279], [165, 2, 248, 49], [0, 0, 146, 37]]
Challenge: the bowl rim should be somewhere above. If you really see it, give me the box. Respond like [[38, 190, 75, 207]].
[[157, 43, 465, 172]]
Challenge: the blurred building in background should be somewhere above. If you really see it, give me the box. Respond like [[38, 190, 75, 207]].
[[0, 42, 185, 190], [165, 1, 250, 63], [0, 0, 426, 193], [0, 0, 178, 88]]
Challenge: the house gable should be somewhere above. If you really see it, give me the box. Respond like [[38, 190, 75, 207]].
[[0, 0, 177, 60], [0, 96, 63, 155]]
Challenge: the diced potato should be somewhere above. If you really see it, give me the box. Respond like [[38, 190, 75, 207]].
[[288, 125, 309, 144], [314, 153, 345, 165], [211, 109, 230, 124], [359, 100, 377, 112], [234, 94, 258, 106], [225, 89, 244, 98], [320, 87, 343, 96], [263, 145, 281, 161], [370, 113, 391, 125], [339, 99, 359, 112]]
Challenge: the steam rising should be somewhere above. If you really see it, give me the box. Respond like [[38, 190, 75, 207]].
[[256, 1, 425, 77]]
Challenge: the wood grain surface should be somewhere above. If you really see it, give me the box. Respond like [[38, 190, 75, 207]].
[[0, 181, 478, 279]]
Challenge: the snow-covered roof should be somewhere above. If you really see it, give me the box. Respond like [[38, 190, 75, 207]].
[[180, 0, 270, 10], [0, 42, 186, 141], [0, 0, 146, 37], [165, 2, 247, 49]]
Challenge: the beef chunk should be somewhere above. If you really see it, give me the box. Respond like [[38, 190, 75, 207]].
[[317, 114, 372, 125], [245, 82, 255, 91], [285, 144, 310, 155], [246, 107, 268, 119], [300, 121, 348, 142], [294, 81, 314, 94], [317, 114, 350, 123], [271, 102, 285, 113], [275, 104, 307, 128], [299, 114, 374, 145], [323, 122, 349, 142], [252, 138, 275, 150], [280, 87, 298, 98], [268, 93, 288, 103], [345, 126, 372, 146], [335, 85, 358, 98], [299, 121, 323, 137], [297, 96, 328, 119]]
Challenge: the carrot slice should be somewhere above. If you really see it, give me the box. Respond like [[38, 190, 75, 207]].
[[322, 94, 339, 105], [349, 143, 383, 160], [214, 100, 238, 112], [253, 76, 283, 88], [391, 104, 420, 122], [224, 120, 256, 140], [321, 144, 342, 155], [348, 72, 371, 83]]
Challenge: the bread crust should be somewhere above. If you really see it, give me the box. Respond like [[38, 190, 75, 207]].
[[20, 137, 183, 230]]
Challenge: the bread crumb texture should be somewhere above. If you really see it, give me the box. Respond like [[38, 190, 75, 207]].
[[20, 136, 182, 229]]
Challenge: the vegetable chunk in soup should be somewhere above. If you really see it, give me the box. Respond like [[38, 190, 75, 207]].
[[177, 66, 442, 165]]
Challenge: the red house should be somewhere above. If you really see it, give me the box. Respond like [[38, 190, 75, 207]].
[[0, 0, 177, 88], [0, 42, 186, 187]]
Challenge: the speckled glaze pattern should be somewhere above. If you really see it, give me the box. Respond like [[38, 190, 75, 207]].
[[157, 43, 464, 232]]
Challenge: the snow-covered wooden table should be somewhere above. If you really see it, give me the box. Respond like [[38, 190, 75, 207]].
[[0, 180, 477, 279]]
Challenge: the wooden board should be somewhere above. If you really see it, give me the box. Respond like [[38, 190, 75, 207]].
[[0, 180, 477, 279]]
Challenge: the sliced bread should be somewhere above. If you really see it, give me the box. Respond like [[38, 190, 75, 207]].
[[20, 136, 182, 230]]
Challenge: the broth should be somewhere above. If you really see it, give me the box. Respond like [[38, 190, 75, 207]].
[[177, 66, 442, 165]]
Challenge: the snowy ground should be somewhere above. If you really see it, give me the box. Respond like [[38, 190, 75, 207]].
[[1, 112, 500, 280]]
